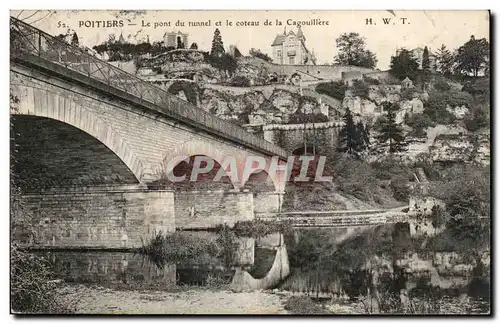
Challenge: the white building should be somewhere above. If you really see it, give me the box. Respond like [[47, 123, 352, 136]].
[[271, 26, 316, 65]]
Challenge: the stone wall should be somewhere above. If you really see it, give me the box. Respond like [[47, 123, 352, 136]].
[[174, 190, 254, 229], [253, 192, 282, 215], [263, 122, 343, 153], [240, 57, 375, 81], [16, 186, 175, 248]]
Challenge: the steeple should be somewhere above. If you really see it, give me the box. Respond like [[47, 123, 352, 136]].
[[297, 24, 304, 40], [118, 32, 125, 44]]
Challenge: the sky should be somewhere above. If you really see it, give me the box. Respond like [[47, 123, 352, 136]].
[[10, 10, 490, 70]]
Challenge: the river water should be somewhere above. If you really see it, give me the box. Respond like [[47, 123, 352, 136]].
[[34, 224, 490, 315]]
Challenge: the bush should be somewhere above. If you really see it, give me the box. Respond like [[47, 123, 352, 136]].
[[464, 104, 489, 132], [138, 231, 220, 267], [11, 245, 73, 313], [332, 154, 388, 203], [433, 80, 451, 92], [204, 52, 238, 76], [284, 297, 330, 314], [218, 219, 293, 238], [390, 175, 411, 202], [215, 225, 238, 267], [351, 79, 370, 99], [424, 90, 459, 124], [363, 75, 380, 85], [425, 89, 474, 122], [447, 90, 474, 108], [315, 81, 347, 101], [462, 78, 489, 103], [371, 157, 413, 181], [249, 48, 272, 62], [229, 75, 251, 87], [406, 113, 434, 137], [288, 112, 329, 124], [400, 88, 416, 101]]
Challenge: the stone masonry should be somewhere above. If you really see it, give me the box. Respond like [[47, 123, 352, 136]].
[[18, 185, 175, 248], [11, 62, 287, 248]]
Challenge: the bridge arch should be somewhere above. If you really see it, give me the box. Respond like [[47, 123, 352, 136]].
[[241, 167, 283, 193], [11, 85, 144, 182], [161, 140, 245, 190], [231, 234, 290, 291]]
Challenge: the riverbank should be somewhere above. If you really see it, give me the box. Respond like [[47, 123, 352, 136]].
[[55, 284, 289, 314]]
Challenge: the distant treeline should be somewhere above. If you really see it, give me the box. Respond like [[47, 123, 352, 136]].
[[92, 41, 174, 61]]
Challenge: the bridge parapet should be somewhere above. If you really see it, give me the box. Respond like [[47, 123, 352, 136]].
[[10, 17, 287, 159]]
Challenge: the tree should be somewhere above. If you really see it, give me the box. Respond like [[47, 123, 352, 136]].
[[435, 44, 454, 76], [337, 108, 367, 157], [406, 113, 433, 137], [357, 121, 370, 150], [424, 89, 472, 123], [422, 46, 431, 84], [429, 166, 490, 264], [464, 104, 490, 132], [190, 42, 198, 50], [333, 33, 377, 69], [71, 32, 79, 47], [375, 102, 407, 154], [454, 35, 489, 77], [422, 46, 430, 72], [206, 52, 238, 76], [389, 48, 419, 80], [210, 28, 225, 58], [462, 78, 489, 102]]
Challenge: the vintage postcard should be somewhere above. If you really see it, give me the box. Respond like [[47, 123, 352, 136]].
[[10, 9, 490, 315]]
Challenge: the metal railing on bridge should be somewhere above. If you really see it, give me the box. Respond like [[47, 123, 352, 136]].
[[9, 17, 288, 158]]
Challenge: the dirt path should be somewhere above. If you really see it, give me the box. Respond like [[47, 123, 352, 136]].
[[57, 285, 289, 314]]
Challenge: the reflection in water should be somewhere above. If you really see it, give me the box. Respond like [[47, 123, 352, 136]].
[[281, 223, 490, 313], [36, 251, 176, 286], [35, 223, 489, 314]]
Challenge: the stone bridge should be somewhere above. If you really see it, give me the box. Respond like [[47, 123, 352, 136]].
[[10, 17, 291, 249]]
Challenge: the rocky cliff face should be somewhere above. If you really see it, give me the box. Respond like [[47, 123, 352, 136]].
[[343, 85, 425, 124], [430, 132, 490, 165], [197, 87, 325, 125], [138, 49, 227, 83], [134, 50, 489, 166]]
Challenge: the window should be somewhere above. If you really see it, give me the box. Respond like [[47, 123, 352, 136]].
[[289, 57, 295, 64], [277, 50, 282, 57]]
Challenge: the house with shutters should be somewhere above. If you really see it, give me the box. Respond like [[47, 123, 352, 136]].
[[271, 25, 316, 65]]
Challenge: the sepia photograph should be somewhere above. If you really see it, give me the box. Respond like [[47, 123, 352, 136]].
[[9, 9, 491, 315]]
